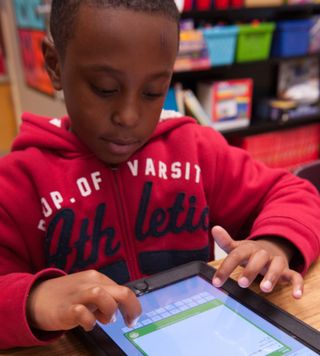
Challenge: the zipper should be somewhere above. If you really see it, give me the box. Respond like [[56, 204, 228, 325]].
[[112, 169, 141, 280]]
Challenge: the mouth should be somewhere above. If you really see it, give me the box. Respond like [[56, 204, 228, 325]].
[[100, 137, 141, 156]]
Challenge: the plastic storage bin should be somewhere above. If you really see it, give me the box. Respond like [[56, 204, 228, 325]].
[[195, 0, 212, 10], [214, 0, 229, 9], [231, 0, 244, 7], [229, 124, 320, 170], [236, 22, 275, 62], [245, 0, 283, 6], [272, 20, 312, 57], [202, 26, 239, 66], [208, 0, 244, 9]]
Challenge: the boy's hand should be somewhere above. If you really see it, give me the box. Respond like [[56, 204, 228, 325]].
[[27, 270, 141, 332], [211, 226, 304, 299]]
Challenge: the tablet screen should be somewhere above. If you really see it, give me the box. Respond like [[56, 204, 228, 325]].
[[97, 275, 317, 355]]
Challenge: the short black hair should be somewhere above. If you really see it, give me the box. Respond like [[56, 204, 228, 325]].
[[50, 0, 180, 56]]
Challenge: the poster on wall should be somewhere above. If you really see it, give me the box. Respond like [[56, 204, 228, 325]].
[[14, 0, 54, 96], [0, 18, 6, 77]]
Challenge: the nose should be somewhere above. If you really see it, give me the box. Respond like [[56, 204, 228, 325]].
[[111, 96, 140, 128]]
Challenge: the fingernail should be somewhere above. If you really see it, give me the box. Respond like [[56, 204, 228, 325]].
[[293, 288, 302, 299], [238, 277, 250, 288], [261, 280, 272, 292], [86, 321, 96, 331], [212, 277, 222, 287], [110, 313, 117, 323], [127, 316, 140, 328]]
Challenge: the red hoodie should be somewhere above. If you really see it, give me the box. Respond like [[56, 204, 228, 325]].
[[0, 112, 319, 348]]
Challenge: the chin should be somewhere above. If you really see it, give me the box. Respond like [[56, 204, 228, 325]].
[[99, 155, 129, 167]]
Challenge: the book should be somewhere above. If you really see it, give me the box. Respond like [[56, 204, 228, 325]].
[[163, 83, 186, 115], [197, 79, 253, 131], [174, 29, 210, 72], [183, 89, 211, 126], [174, 82, 186, 115], [163, 87, 179, 112]]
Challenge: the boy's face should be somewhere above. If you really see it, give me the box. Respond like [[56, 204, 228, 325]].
[[45, 5, 178, 165]]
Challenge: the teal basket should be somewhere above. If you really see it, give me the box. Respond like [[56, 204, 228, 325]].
[[202, 26, 239, 66]]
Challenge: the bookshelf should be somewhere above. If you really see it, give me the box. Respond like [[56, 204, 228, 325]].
[[172, 4, 320, 170], [223, 113, 320, 138], [172, 4, 320, 138]]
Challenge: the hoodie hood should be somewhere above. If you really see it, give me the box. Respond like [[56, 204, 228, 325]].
[[12, 111, 197, 159]]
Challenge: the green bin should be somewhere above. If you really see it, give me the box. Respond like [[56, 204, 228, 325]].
[[236, 22, 275, 63]]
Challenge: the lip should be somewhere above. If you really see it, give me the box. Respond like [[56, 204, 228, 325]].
[[100, 137, 141, 156]]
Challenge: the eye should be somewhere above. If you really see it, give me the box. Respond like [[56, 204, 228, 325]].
[[91, 85, 119, 97], [143, 91, 164, 100]]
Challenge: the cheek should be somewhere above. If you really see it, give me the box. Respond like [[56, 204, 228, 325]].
[[62, 72, 102, 116], [140, 113, 160, 141], [67, 103, 108, 141], [143, 106, 163, 134], [64, 91, 110, 130]]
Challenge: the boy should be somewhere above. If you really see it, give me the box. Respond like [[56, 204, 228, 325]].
[[0, 0, 319, 349]]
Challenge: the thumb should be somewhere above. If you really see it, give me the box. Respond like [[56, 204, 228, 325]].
[[211, 226, 236, 254]]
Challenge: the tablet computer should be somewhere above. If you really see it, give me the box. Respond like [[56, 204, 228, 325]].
[[77, 261, 320, 355]]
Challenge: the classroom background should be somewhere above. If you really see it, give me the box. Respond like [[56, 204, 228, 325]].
[[1, 0, 320, 171]]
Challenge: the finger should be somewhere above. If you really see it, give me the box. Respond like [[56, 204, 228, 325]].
[[212, 247, 252, 287], [70, 304, 97, 331], [105, 285, 142, 327], [94, 309, 117, 325], [88, 286, 119, 314], [259, 256, 287, 293], [238, 249, 270, 288], [70, 285, 118, 327], [211, 226, 238, 254], [77, 272, 141, 327], [72, 286, 121, 328], [281, 270, 304, 299]]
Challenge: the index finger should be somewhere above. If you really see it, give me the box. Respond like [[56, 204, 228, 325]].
[[212, 250, 247, 287], [106, 285, 142, 327], [212, 255, 239, 287]]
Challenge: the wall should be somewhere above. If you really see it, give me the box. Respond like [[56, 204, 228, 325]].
[[0, 81, 16, 153]]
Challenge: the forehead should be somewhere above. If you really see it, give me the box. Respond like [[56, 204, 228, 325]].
[[67, 5, 178, 57]]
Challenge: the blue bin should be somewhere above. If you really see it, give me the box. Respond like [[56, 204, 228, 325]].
[[272, 19, 312, 58], [202, 26, 239, 66]]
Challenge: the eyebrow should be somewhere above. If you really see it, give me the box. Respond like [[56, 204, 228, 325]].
[[86, 64, 172, 80]]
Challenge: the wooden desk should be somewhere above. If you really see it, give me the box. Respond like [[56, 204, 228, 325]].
[[1, 259, 319, 356]]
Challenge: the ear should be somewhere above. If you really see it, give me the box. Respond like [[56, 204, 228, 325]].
[[42, 37, 62, 91]]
